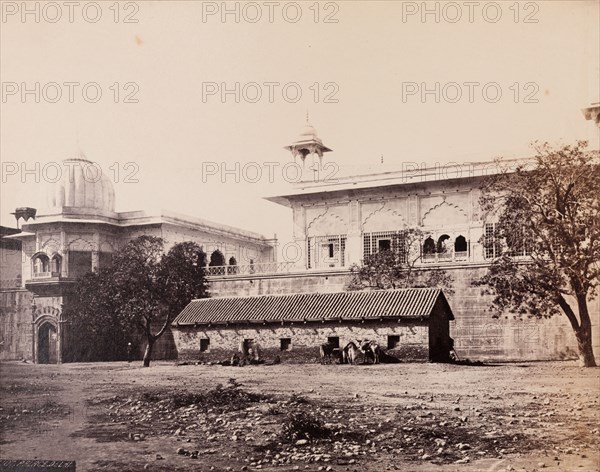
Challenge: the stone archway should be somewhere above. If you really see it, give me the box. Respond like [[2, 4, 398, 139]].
[[32, 307, 64, 364], [38, 322, 58, 364]]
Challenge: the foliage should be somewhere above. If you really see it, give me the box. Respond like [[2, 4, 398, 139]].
[[476, 141, 599, 366], [67, 270, 132, 362], [67, 236, 209, 365], [281, 409, 332, 442], [347, 228, 454, 294], [168, 379, 264, 412]]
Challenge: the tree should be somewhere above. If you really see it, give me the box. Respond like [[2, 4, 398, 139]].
[[67, 270, 132, 362], [477, 141, 599, 367], [347, 228, 454, 294], [68, 236, 209, 366]]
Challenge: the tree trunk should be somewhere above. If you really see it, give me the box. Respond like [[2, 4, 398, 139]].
[[143, 338, 155, 367], [574, 293, 597, 367], [575, 325, 597, 367]]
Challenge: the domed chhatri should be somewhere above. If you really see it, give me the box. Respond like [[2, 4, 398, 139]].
[[284, 115, 332, 161], [45, 154, 116, 214]]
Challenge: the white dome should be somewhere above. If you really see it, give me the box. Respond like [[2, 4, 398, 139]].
[[45, 155, 115, 213], [297, 124, 319, 141]]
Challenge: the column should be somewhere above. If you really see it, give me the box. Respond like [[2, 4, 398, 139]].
[[345, 201, 362, 266]]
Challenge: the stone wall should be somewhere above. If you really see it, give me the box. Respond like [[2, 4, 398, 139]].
[[0, 289, 34, 360], [208, 265, 600, 363], [172, 320, 431, 363]]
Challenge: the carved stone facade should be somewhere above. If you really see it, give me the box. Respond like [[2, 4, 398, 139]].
[[0, 156, 275, 363], [208, 143, 599, 362], [267, 175, 488, 270]]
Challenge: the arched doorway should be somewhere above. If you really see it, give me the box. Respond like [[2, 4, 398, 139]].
[[454, 235, 467, 252], [423, 237, 436, 254], [227, 256, 238, 275], [209, 250, 225, 267], [38, 322, 58, 364], [437, 234, 450, 253]]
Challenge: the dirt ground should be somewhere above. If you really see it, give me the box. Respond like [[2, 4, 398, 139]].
[[0, 360, 598, 472]]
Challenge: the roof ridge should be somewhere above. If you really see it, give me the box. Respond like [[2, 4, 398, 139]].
[[189, 287, 439, 303]]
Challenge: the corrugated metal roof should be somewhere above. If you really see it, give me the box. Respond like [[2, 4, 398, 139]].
[[172, 288, 453, 326]]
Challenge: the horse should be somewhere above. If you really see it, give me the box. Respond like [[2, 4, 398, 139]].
[[319, 342, 336, 364], [343, 341, 361, 365]]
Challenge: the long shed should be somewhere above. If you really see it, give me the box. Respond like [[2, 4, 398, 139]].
[[171, 288, 455, 363]]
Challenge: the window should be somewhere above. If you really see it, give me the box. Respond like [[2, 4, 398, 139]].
[[200, 338, 210, 352], [227, 256, 239, 275], [378, 239, 391, 252], [327, 336, 340, 349], [363, 230, 407, 263], [242, 339, 254, 355], [209, 250, 225, 267], [388, 335, 400, 349], [50, 255, 61, 274], [307, 235, 347, 269], [485, 223, 531, 259], [437, 234, 450, 253], [454, 235, 468, 253], [32, 254, 50, 274], [423, 237, 436, 255], [280, 338, 291, 351], [484, 223, 502, 259]]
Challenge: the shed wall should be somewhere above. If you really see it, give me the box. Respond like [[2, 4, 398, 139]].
[[172, 320, 430, 363]]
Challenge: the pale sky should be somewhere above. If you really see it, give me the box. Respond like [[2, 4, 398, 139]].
[[1, 0, 599, 248]]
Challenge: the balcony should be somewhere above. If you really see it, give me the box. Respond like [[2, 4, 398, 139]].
[[206, 261, 349, 278], [32, 271, 62, 279], [207, 262, 301, 277], [420, 251, 470, 264]]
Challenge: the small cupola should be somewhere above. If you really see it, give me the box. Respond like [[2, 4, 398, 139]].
[[284, 114, 332, 164]]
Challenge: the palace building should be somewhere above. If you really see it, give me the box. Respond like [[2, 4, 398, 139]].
[[2, 123, 598, 364], [190, 121, 599, 362], [0, 153, 276, 363]]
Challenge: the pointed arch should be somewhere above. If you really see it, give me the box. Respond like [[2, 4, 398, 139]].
[[209, 250, 225, 267], [423, 237, 436, 255], [437, 234, 450, 253], [421, 201, 468, 226], [454, 235, 467, 252], [306, 209, 347, 237], [50, 254, 62, 274], [31, 252, 50, 274], [362, 206, 406, 232]]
